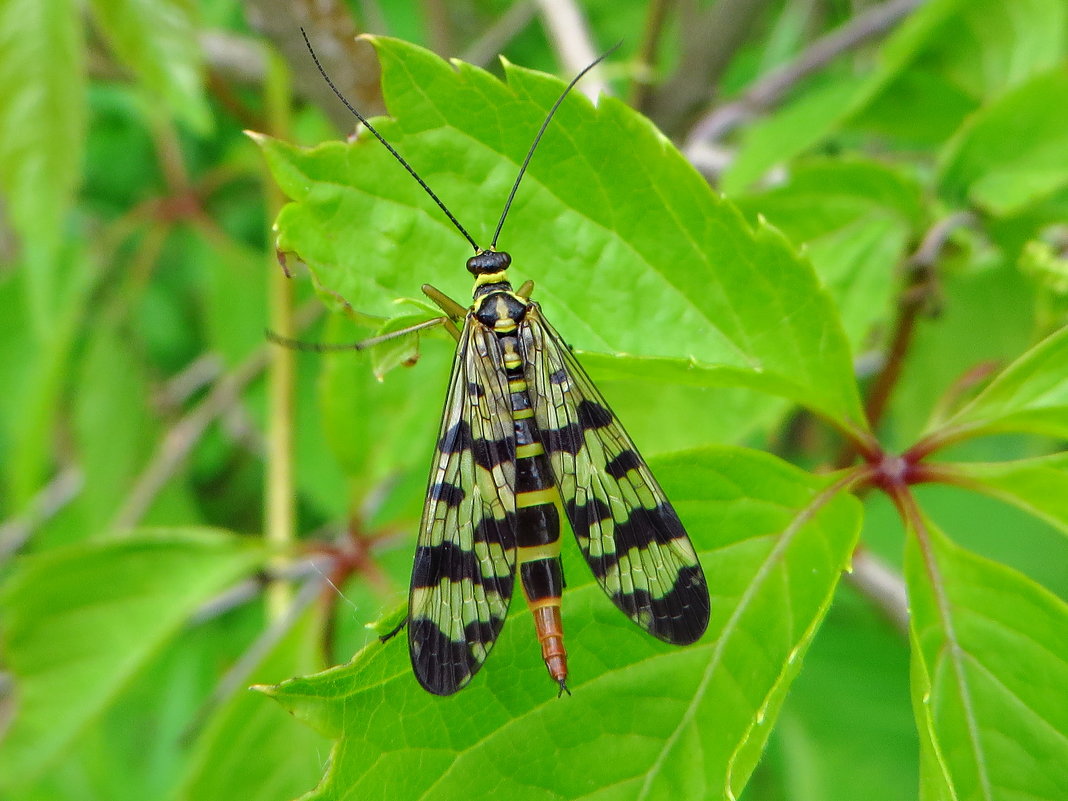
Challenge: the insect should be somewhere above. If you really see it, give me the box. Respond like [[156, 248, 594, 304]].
[[288, 31, 710, 695]]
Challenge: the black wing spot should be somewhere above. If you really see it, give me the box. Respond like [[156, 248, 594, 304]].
[[472, 510, 517, 547], [429, 481, 465, 507], [549, 368, 568, 385], [565, 498, 612, 541], [439, 421, 514, 470], [578, 504, 688, 579], [543, 422, 583, 455], [613, 565, 709, 645], [412, 541, 480, 586], [577, 399, 613, 429], [604, 449, 642, 479], [464, 618, 500, 646], [467, 381, 485, 397], [471, 435, 515, 471], [409, 617, 477, 695], [438, 421, 470, 453]]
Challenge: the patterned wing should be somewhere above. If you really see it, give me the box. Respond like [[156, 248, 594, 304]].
[[408, 318, 518, 694], [520, 305, 709, 644]]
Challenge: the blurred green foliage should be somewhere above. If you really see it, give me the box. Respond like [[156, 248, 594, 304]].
[[0, 1, 1066, 800]]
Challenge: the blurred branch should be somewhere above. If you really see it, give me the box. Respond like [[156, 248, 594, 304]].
[[356, 0, 390, 35], [184, 574, 325, 740], [534, 0, 611, 99], [242, 0, 384, 132], [847, 548, 909, 635], [421, 0, 454, 57], [110, 302, 323, 531], [158, 354, 224, 409], [645, 0, 773, 136], [0, 467, 83, 561], [861, 211, 977, 432], [198, 30, 268, 86], [628, 0, 672, 110], [191, 554, 335, 623], [685, 0, 925, 152], [461, 1, 537, 68]]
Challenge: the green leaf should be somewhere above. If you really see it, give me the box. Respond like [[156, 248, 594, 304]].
[[88, 0, 211, 132], [367, 312, 437, 379], [587, 366, 789, 455], [911, 0, 1067, 100], [174, 607, 330, 801], [749, 585, 917, 801], [735, 158, 923, 346], [905, 518, 1068, 801], [318, 316, 452, 505], [891, 261, 1036, 448], [722, 75, 869, 195], [258, 446, 862, 800], [0, 529, 264, 788], [940, 451, 1068, 537], [5, 246, 95, 509], [938, 68, 1068, 216], [71, 313, 159, 533], [722, 0, 970, 192], [253, 36, 866, 435], [932, 324, 1068, 443], [725, 0, 1067, 191], [0, 0, 85, 261]]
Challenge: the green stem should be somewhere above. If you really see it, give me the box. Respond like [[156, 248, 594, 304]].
[[263, 47, 296, 622]]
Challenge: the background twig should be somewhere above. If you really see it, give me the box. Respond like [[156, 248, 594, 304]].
[[534, 0, 611, 99], [847, 548, 909, 635], [645, 0, 772, 136], [243, 0, 384, 130], [685, 0, 925, 152]]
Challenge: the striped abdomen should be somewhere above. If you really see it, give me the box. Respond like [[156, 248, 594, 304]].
[[499, 332, 568, 690]]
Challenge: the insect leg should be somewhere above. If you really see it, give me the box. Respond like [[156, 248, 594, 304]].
[[515, 280, 535, 300], [421, 284, 468, 321], [267, 315, 454, 351], [380, 615, 408, 643]]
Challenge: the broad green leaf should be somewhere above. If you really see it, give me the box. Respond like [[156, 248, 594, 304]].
[[722, 0, 968, 192], [849, 67, 980, 146], [587, 369, 789, 456], [722, 74, 869, 195], [725, 0, 1066, 191], [195, 229, 269, 366], [746, 585, 916, 801], [88, 0, 211, 132], [931, 324, 1068, 443], [0, 0, 84, 268], [71, 312, 159, 533], [0, 529, 264, 788], [905, 518, 1068, 801], [735, 158, 923, 346], [5, 245, 95, 509], [11, 606, 266, 801], [253, 36, 866, 435], [912, 0, 1066, 100], [938, 68, 1068, 216], [892, 261, 1036, 449], [258, 447, 862, 800], [174, 607, 330, 801], [940, 451, 1068, 537], [318, 315, 453, 511]]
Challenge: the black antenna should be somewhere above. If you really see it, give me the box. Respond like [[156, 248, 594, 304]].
[[490, 44, 619, 249], [300, 28, 481, 253]]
